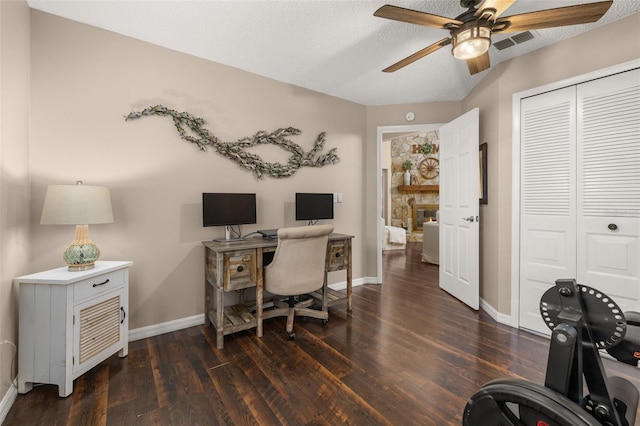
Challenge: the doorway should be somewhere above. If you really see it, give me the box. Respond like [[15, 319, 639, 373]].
[[376, 124, 442, 282], [376, 109, 480, 312]]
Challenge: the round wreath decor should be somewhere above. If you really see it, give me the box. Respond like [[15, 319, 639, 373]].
[[418, 157, 439, 179]]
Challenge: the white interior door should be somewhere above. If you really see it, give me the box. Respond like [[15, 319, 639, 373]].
[[439, 108, 479, 310]]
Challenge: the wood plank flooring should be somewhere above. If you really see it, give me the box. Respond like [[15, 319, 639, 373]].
[[5, 243, 640, 425]]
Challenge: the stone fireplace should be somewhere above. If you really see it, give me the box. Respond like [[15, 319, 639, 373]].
[[412, 203, 439, 232], [387, 130, 440, 241]]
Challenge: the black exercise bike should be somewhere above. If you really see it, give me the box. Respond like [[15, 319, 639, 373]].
[[463, 279, 640, 426]]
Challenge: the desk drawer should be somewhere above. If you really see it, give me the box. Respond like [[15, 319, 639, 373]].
[[326, 240, 349, 272], [74, 270, 125, 302], [224, 249, 257, 291]]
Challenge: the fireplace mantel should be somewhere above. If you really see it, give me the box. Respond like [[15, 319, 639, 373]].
[[398, 185, 439, 192]]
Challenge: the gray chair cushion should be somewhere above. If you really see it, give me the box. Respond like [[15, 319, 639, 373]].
[[264, 224, 333, 296]]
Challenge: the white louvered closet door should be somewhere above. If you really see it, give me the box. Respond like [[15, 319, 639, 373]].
[[519, 86, 577, 334], [577, 69, 640, 312], [519, 68, 640, 335]]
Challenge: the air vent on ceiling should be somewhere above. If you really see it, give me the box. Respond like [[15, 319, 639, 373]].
[[493, 39, 515, 50], [493, 31, 534, 51]]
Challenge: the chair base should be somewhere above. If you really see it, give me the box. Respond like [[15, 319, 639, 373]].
[[262, 296, 328, 337]]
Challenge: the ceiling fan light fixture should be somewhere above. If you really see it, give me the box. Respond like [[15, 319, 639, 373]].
[[376, 0, 615, 75], [452, 24, 491, 60]]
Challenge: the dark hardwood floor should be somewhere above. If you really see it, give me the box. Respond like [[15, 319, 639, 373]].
[[5, 243, 640, 425]]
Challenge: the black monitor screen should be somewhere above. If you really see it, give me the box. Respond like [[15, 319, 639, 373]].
[[202, 193, 256, 227], [295, 193, 334, 221]]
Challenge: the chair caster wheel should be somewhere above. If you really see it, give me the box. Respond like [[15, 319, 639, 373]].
[[288, 332, 295, 340]]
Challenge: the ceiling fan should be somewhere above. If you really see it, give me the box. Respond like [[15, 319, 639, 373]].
[[374, 0, 613, 75]]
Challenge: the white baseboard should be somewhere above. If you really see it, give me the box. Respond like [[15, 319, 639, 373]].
[[328, 278, 369, 291], [128, 279, 368, 342], [129, 314, 205, 342], [0, 380, 18, 425], [480, 298, 512, 326]]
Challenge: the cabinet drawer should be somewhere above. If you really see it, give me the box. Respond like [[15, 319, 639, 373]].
[[224, 250, 257, 292], [74, 270, 125, 302], [326, 240, 349, 272]]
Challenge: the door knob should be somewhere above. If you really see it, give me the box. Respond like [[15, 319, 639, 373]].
[[462, 216, 475, 222]]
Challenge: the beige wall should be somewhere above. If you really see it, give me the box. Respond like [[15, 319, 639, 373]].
[[29, 11, 367, 330], [461, 74, 500, 310], [463, 12, 640, 314], [0, 0, 31, 404]]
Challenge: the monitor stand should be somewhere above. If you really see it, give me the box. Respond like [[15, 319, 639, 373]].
[[213, 225, 244, 242]]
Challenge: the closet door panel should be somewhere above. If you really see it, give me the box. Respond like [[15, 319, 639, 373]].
[[577, 68, 640, 312], [519, 86, 577, 334]]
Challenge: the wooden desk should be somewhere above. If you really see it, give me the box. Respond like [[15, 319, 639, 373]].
[[203, 233, 353, 349]]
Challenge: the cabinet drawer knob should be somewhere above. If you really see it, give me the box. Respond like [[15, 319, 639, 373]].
[[335, 253, 341, 258], [92, 278, 110, 288], [608, 223, 618, 231], [237, 265, 244, 272]]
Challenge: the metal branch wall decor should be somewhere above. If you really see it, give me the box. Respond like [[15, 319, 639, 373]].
[[125, 105, 339, 179]]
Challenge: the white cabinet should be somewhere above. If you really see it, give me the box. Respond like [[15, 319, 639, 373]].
[[16, 261, 132, 397]]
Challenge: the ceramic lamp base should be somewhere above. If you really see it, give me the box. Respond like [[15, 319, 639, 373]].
[[63, 225, 100, 271]]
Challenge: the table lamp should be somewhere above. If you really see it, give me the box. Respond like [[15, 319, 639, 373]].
[[40, 181, 114, 271]]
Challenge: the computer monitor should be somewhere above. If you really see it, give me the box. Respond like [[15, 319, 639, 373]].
[[202, 193, 256, 241], [295, 193, 333, 224]]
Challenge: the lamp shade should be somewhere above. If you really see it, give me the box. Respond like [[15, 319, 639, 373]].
[[41, 183, 113, 225], [452, 25, 491, 60], [40, 182, 114, 271]]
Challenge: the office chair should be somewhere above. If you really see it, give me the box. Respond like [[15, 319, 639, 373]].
[[263, 224, 333, 339]]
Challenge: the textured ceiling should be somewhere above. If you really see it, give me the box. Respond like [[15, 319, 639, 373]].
[[27, 0, 640, 106]]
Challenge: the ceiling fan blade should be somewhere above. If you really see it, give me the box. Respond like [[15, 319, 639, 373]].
[[494, 1, 613, 34], [374, 5, 463, 30], [466, 52, 490, 75], [475, 0, 516, 20], [383, 38, 451, 73]]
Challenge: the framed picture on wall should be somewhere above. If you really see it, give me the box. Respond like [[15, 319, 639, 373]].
[[479, 143, 488, 204]]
